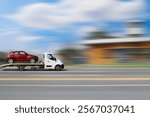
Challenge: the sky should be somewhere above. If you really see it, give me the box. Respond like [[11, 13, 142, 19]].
[[0, 0, 149, 53]]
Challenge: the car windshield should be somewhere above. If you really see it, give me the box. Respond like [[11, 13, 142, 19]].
[[13, 52, 19, 55]]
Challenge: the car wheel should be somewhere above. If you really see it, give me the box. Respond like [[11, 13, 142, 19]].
[[8, 58, 14, 64], [29, 58, 36, 63], [55, 65, 62, 71]]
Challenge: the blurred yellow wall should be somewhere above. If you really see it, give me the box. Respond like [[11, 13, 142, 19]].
[[87, 42, 150, 64]]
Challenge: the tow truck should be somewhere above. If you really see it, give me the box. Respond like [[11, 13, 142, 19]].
[[0, 52, 64, 71]]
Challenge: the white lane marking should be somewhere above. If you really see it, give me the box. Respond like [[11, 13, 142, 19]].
[[0, 71, 150, 76], [29, 74, 104, 77], [0, 84, 150, 87], [0, 71, 108, 73]]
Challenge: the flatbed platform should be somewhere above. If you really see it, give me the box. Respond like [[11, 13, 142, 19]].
[[0, 63, 44, 68]]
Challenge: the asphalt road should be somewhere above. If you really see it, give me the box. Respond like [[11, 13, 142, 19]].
[[0, 67, 150, 100]]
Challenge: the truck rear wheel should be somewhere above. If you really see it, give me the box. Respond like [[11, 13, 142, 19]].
[[18, 66, 25, 71], [55, 65, 62, 71]]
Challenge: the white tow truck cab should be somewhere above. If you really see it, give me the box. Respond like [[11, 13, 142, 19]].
[[44, 52, 64, 70], [0, 52, 64, 71]]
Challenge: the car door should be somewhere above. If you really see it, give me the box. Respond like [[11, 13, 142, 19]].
[[13, 52, 20, 61], [18, 51, 27, 61]]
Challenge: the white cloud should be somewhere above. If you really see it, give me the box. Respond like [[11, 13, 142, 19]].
[[78, 26, 100, 37], [105, 0, 146, 21], [0, 28, 42, 51], [25, 43, 65, 54], [16, 35, 42, 42], [7, 0, 146, 29], [1, 29, 42, 42]]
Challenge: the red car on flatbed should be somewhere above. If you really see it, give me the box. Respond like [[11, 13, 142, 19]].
[[5, 51, 38, 63]]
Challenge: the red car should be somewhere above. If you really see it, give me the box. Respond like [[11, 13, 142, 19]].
[[5, 51, 38, 63]]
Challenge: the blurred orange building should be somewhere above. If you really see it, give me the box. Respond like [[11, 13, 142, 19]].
[[81, 21, 150, 64]]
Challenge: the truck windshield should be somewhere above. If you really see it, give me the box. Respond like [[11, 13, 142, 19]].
[[47, 54, 56, 61]]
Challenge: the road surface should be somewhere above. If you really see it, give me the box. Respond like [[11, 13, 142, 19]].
[[0, 67, 150, 100]]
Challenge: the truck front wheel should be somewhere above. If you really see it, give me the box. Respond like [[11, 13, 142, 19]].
[[55, 65, 62, 71]]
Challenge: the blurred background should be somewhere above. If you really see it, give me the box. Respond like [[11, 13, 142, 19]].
[[0, 0, 150, 65]]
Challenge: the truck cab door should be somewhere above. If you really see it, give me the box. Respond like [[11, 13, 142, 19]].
[[44, 54, 56, 69]]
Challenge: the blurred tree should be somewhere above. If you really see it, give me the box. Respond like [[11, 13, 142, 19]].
[[87, 30, 114, 39], [0, 52, 6, 63], [58, 48, 85, 64]]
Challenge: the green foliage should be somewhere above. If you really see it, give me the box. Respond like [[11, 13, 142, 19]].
[[86, 30, 113, 39], [59, 48, 80, 58], [0, 52, 6, 62], [58, 48, 82, 64]]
